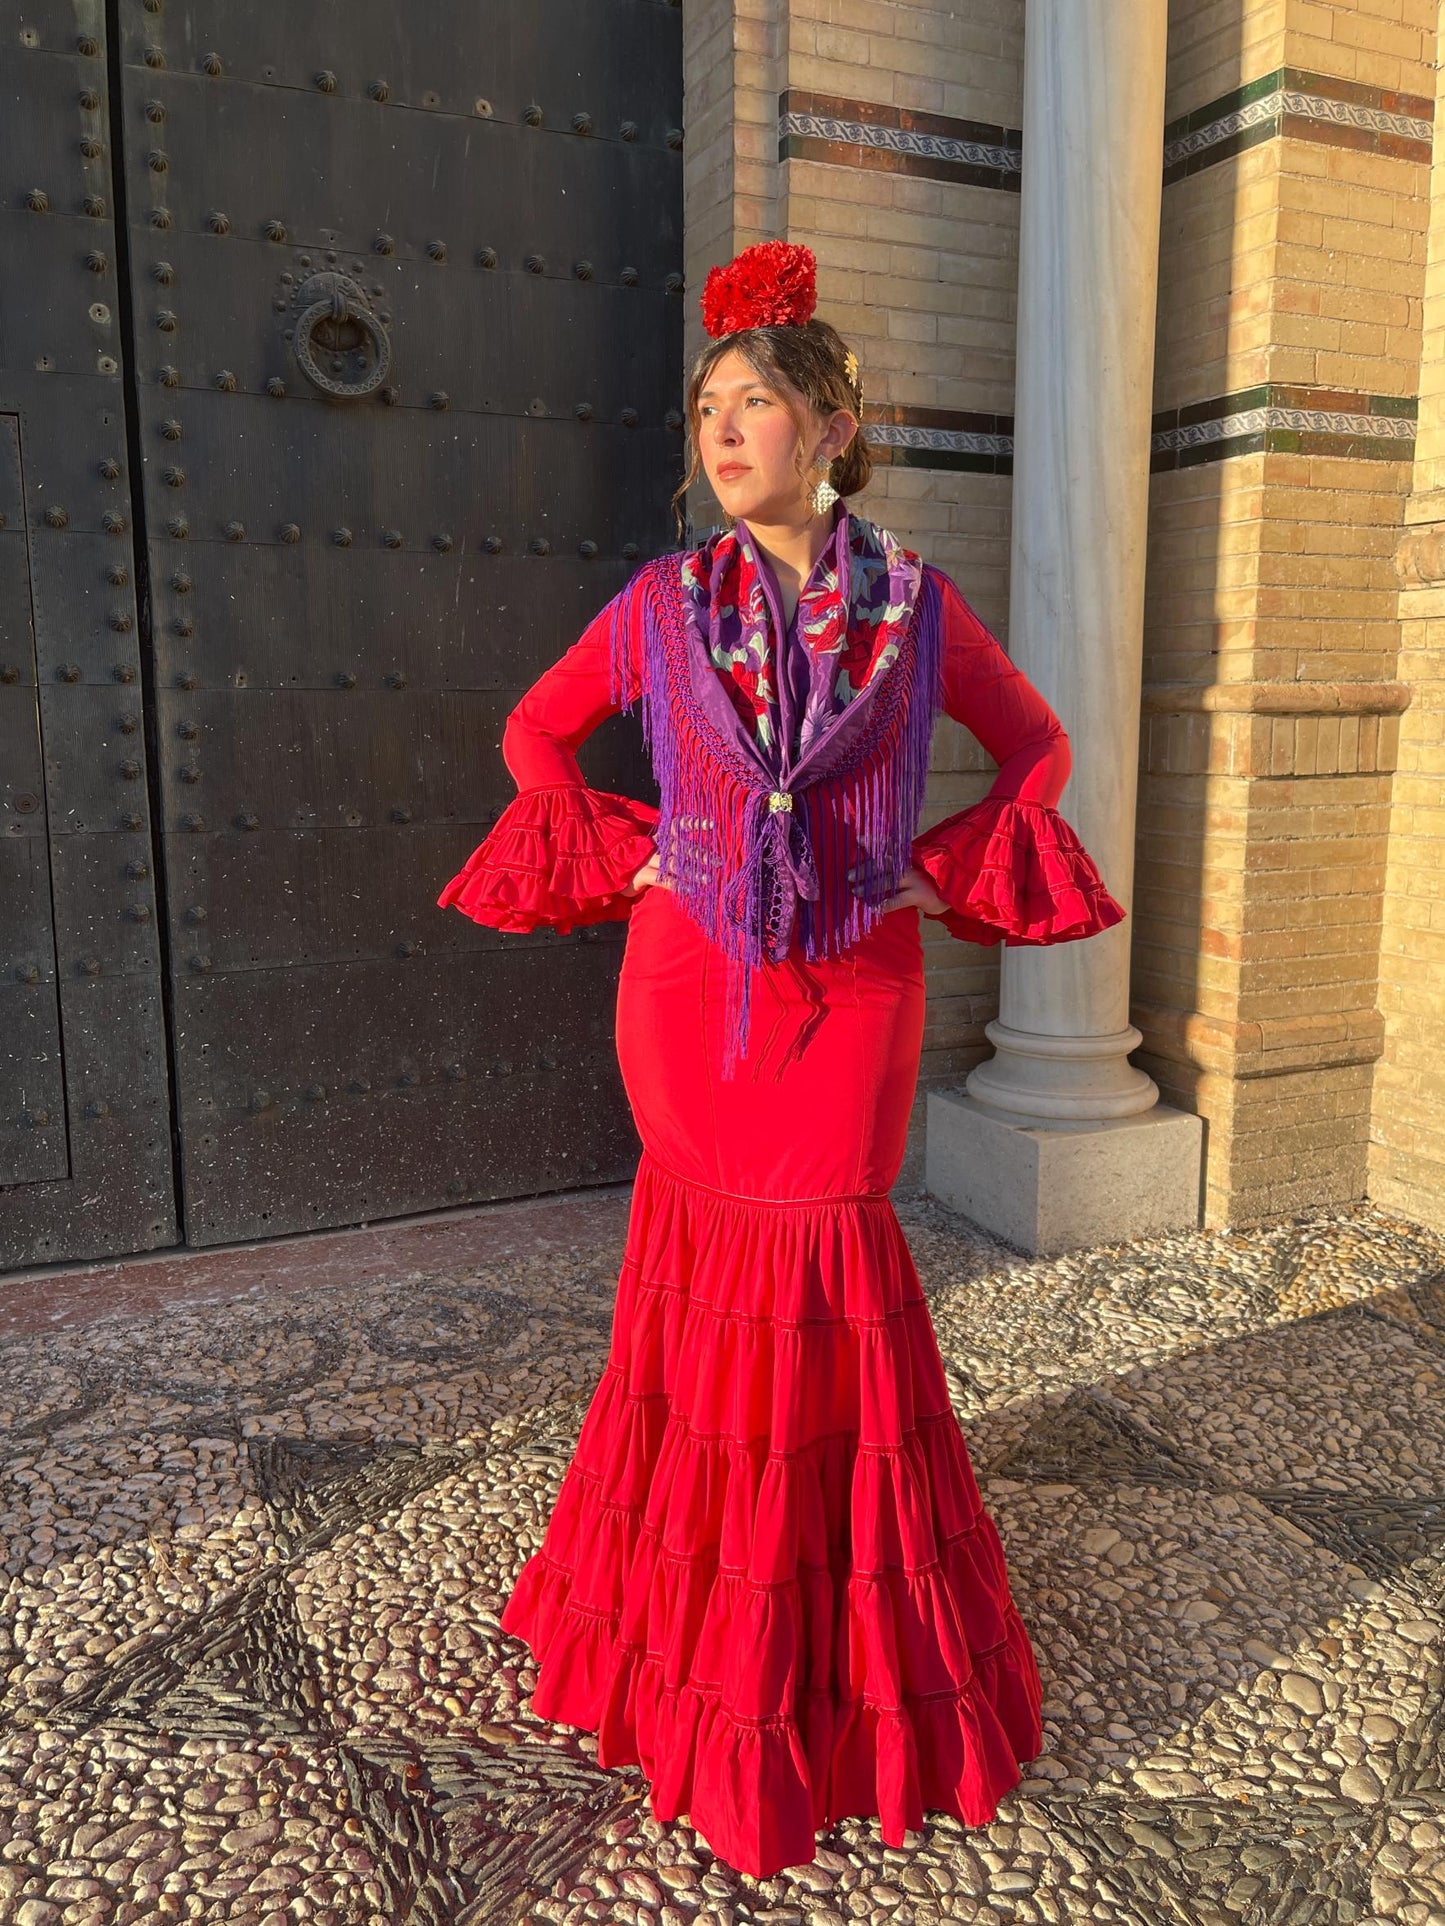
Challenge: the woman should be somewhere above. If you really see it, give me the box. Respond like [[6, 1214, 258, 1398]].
[[437, 240, 1126, 1878]]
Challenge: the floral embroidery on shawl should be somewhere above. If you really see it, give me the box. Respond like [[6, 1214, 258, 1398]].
[[679, 512, 920, 759]]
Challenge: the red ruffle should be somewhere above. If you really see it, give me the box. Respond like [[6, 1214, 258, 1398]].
[[436, 783, 659, 935], [912, 794, 1127, 947], [498, 1156, 1043, 1878]]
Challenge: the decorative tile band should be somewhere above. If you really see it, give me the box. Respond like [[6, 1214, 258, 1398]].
[[1152, 386, 1417, 469], [867, 423, 1015, 457], [779, 89, 1022, 193], [781, 111, 1021, 177], [1163, 67, 1433, 182], [1160, 406, 1415, 449], [862, 406, 1014, 475], [1164, 90, 1433, 170], [780, 71, 1431, 196]]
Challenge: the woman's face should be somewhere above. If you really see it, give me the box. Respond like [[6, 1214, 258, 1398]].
[[695, 347, 853, 526]]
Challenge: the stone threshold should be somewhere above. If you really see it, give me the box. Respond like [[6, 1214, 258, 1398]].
[[0, 1184, 634, 1343]]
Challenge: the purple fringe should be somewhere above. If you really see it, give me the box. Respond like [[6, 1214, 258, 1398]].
[[797, 568, 942, 962], [610, 558, 945, 1075]]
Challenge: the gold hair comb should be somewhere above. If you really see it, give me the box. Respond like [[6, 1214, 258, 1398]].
[[843, 348, 863, 412]]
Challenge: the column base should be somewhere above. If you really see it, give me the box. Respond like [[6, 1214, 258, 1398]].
[[925, 1088, 1204, 1256], [965, 1020, 1160, 1120]]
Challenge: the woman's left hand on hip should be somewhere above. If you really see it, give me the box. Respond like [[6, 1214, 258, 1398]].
[[880, 865, 948, 915]]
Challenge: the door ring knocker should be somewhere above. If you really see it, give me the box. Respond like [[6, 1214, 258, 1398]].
[[285, 270, 392, 399]]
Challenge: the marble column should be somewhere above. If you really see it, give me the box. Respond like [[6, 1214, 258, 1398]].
[[926, 0, 1203, 1254]]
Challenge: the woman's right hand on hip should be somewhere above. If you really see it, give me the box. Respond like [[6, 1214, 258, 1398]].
[[629, 849, 662, 893]]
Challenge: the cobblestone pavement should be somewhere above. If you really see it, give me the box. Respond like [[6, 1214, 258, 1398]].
[[3, 1184, 1445, 1926]]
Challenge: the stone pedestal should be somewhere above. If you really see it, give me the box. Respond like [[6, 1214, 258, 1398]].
[[927, 1089, 1205, 1257]]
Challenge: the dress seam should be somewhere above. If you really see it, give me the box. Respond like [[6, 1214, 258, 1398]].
[[589, 1384, 957, 1434], [549, 1492, 992, 1568], [524, 1560, 1025, 1670], [609, 1275, 930, 1329], [639, 1151, 890, 1211], [548, 1662, 1016, 1724], [850, 946, 866, 1197]]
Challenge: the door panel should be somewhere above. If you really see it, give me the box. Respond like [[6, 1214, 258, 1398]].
[[112, 239, 678, 426], [136, 96, 681, 285], [175, 946, 630, 1241], [116, 0, 682, 141], [0, 422, 68, 1187], [125, 545, 638, 691], [124, 393, 674, 555], [0, 8, 176, 1267], [114, 0, 683, 1244]]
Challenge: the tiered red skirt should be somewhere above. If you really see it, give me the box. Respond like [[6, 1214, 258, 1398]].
[[497, 885, 1044, 1877]]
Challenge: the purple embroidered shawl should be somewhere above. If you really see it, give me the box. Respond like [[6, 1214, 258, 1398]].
[[609, 508, 944, 1070]]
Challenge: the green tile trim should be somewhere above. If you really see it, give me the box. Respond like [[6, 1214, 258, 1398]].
[[1163, 66, 1433, 187], [1152, 385, 1418, 470]]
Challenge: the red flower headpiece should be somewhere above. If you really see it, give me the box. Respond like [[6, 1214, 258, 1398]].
[[701, 240, 818, 338]]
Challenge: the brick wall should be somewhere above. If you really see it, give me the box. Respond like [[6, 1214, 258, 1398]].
[[1135, 0, 1432, 1225]]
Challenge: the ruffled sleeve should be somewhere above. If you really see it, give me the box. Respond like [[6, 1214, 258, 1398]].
[[436, 572, 659, 935], [912, 794, 1126, 946], [436, 782, 660, 934], [913, 570, 1127, 946]]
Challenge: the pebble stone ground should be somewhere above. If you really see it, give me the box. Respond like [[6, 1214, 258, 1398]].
[[2, 1173, 1445, 1926]]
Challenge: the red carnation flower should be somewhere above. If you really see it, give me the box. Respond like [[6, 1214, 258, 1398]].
[[701, 240, 818, 338]]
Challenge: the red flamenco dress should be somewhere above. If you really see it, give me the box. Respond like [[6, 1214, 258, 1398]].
[[437, 510, 1125, 1877]]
